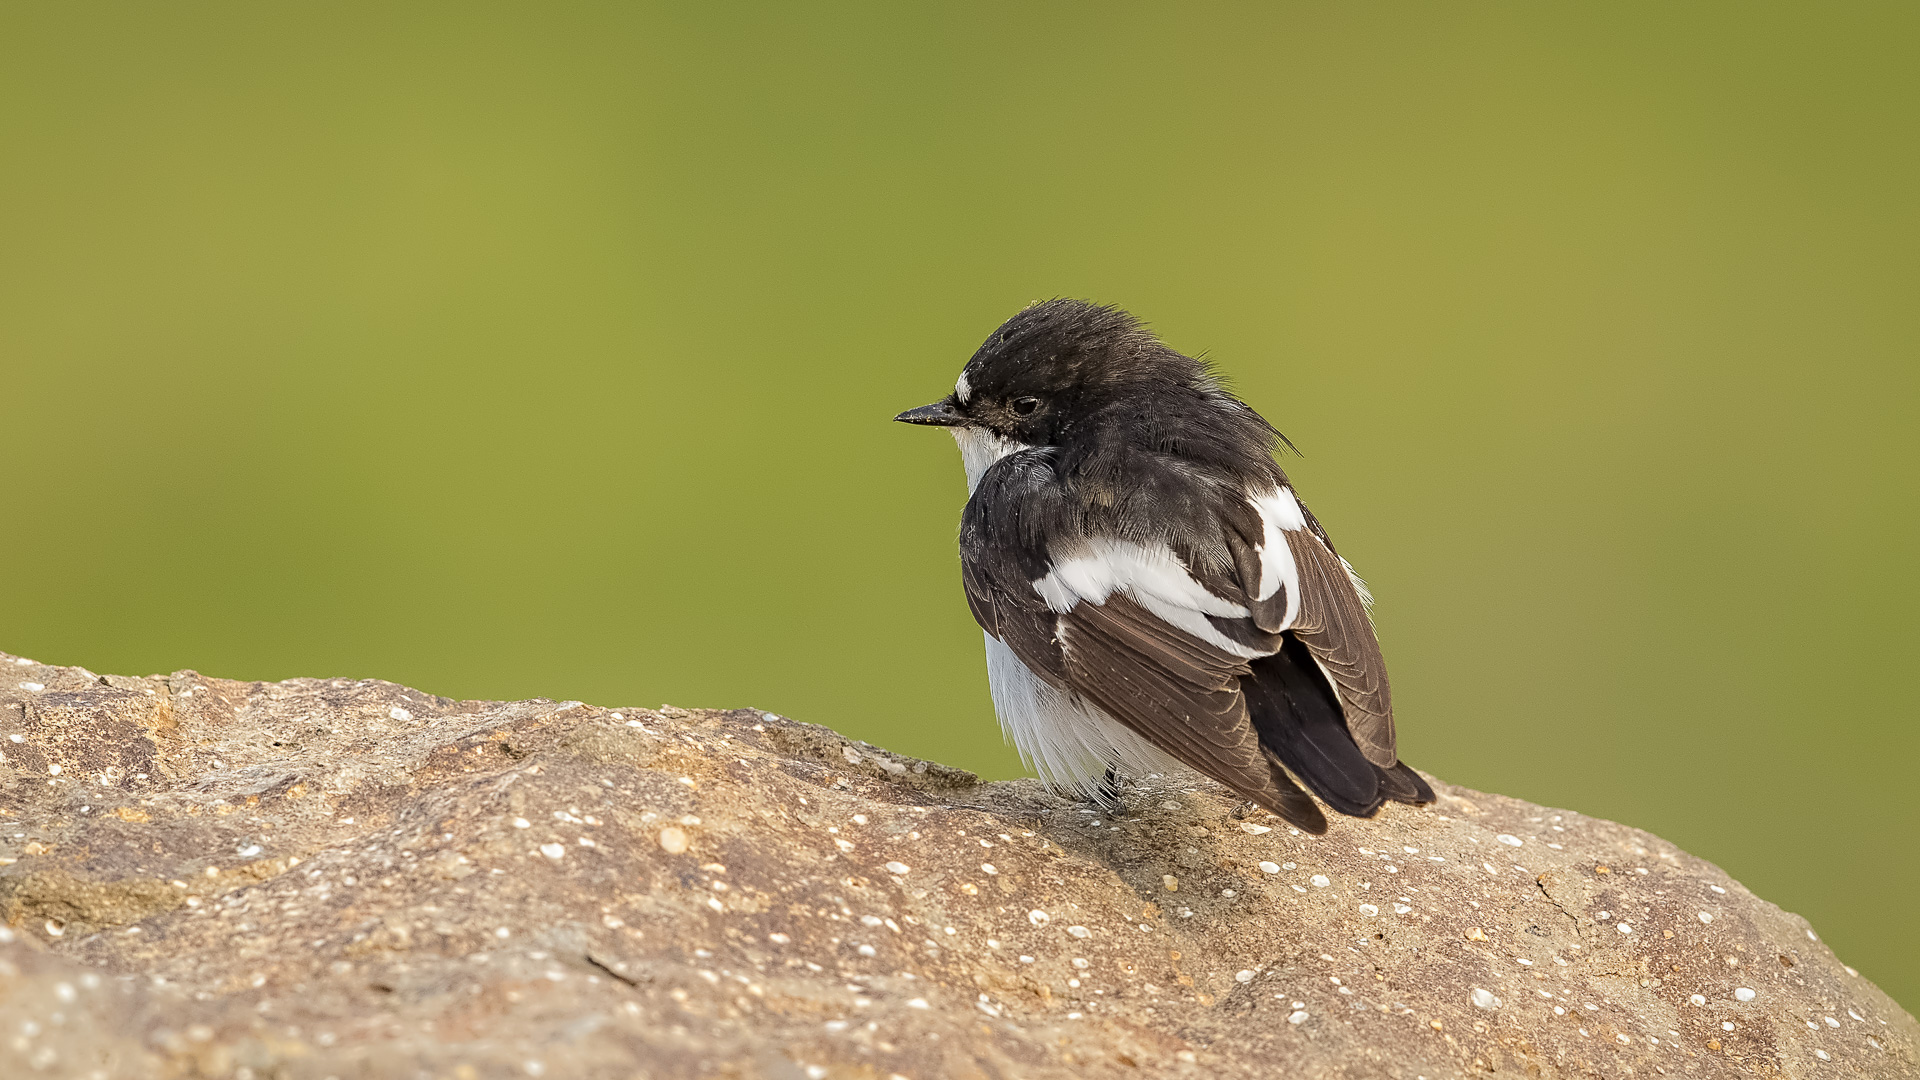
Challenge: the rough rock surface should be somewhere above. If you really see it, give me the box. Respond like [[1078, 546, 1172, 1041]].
[[0, 651, 1912, 1080]]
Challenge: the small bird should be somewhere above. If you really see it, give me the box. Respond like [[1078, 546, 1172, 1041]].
[[895, 300, 1433, 833]]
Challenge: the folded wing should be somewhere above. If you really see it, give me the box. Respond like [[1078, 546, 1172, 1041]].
[[960, 457, 1417, 831]]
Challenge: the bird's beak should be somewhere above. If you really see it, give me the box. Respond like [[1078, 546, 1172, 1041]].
[[894, 398, 969, 427]]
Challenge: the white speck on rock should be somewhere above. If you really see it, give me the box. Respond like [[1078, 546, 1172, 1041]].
[[1690, 994, 1706, 1006], [1236, 969, 1255, 983], [1311, 875, 1330, 888], [1288, 1010, 1308, 1024], [512, 818, 531, 829], [1359, 904, 1378, 917], [981, 863, 996, 874], [1698, 912, 1713, 924], [1734, 987, 1756, 1002], [1393, 904, 1412, 914], [907, 998, 929, 1009], [1710, 885, 1727, 894], [885, 861, 910, 875], [539, 843, 565, 860], [1259, 861, 1280, 874], [388, 706, 413, 722], [18, 682, 45, 692], [1028, 910, 1049, 927], [1616, 922, 1634, 934], [1240, 822, 1271, 834], [658, 827, 689, 854], [769, 933, 790, 945], [1814, 1050, 1830, 1061], [841, 745, 863, 765], [1471, 988, 1500, 1010], [1496, 834, 1522, 847], [1066, 925, 1090, 939]]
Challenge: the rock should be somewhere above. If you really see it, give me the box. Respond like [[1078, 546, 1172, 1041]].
[[0, 651, 1913, 1079]]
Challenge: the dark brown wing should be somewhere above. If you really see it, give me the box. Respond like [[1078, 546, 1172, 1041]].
[[1053, 593, 1327, 831], [1283, 529, 1396, 767], [958, 449, 1328, 831]]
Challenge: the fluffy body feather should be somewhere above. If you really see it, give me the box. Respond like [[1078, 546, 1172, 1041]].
[[900, 299, 1432, 832]]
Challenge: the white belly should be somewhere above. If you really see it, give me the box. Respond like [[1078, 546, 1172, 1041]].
[[982, 633, 1184, 801]]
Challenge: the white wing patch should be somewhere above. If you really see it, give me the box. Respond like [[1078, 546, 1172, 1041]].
[[983, 633, 1182, 799], [1032, 536, 1267, 659], [1249, 486, 1307, 628], [1024, 487, 1317, 659], [950, 426, 1032, 493]]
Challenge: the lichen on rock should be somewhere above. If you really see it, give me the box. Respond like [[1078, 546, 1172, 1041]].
[[0, 651, 1913, 1078]]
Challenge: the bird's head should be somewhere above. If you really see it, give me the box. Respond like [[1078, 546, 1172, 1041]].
[[895, 299, 1212, 448]]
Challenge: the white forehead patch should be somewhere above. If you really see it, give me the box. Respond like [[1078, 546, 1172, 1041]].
[[954, 370, 972, 404]]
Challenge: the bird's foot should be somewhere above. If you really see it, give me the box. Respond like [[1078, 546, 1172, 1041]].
[[1229, 799, 1257, 821], [1091, 764, 1124, 811]]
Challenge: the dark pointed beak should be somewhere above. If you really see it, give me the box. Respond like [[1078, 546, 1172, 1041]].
[[894, 398, 969, 427]]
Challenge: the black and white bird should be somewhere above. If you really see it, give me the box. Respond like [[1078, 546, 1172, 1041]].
[[895, 299, 1433, 834]]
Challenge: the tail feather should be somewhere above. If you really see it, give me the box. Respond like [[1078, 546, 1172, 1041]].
[[1244, 636, 1381, 814], [1243, 633, 1432, 819], [1376, 761, 1436, 806]]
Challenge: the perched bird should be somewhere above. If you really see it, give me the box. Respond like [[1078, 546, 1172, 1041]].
[[895, 300, 1433, 833]]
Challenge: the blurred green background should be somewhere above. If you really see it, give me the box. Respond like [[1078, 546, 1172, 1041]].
[[1, 3, 1914, 1007]]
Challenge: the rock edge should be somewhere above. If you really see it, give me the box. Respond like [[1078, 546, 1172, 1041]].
[[0, 651, 1913, 1079]]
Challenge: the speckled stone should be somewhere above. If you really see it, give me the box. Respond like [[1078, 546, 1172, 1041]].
[[0, 652, 1913, 1078]]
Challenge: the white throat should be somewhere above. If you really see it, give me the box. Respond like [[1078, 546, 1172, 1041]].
[[950, 426, 1033, 493]]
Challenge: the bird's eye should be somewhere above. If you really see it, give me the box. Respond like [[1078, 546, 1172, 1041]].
[[1009, 397, 1041, 417]]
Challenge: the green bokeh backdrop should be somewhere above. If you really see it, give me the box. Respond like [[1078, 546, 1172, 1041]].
[[2, 4, 1914, 1008]]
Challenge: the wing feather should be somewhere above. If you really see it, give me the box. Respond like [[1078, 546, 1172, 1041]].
[[1055, 594, 1325, 830], [1282, 528, 1396, 767]]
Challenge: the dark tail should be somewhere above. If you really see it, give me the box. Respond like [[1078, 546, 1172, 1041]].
[[1242, 634, 1434, 818]]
